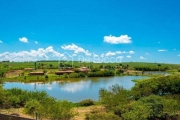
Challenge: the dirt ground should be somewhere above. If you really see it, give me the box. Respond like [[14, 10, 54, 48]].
[[5, 70, 22, 78]]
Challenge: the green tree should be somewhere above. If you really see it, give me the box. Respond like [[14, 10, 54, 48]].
[[122, 95, 164, 120], [48, 100, 76, 120], [99, 85, 131, 111], [24, 99, 41, 115]]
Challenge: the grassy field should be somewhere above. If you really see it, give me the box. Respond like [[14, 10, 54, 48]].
[[1, 61, 180, 70]]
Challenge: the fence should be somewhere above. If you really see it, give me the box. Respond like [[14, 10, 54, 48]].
[[0, 113, 35, 120]]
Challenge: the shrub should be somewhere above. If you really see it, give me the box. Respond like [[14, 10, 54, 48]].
[[116, 69, 124, 75], [24, 99, 41, 115], [63, 73, 68, 78], [45, 75, 48, 79], [69, 73, 80, 78], [79, 99, 94, 106], [79, 72, 86, 77]]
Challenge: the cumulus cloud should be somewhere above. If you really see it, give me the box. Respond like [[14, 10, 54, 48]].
[[129, 51, 135, 54], [116, 51, 122, 54], [117, 56, 124, 59], [61, 44, 78, 50], [35, 41, 38, 44], [105, 51, 116, 56], [126, 55, 131, 58], [158, 49, 168, 52], [104, 35, 132, 44], [140, 56, 146, 60], [0, 46, 64, 61], [61, 43, 91, 56], [0, 40, 3, 43], [19, 37, 28, 43], [104, 50, 134, 57], [93, 53, 98, 57]]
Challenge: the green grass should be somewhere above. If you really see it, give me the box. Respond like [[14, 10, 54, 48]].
[[1, 61, 180, 70]]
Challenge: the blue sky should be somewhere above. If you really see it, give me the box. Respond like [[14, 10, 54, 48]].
[[0, 0, 180, 63]]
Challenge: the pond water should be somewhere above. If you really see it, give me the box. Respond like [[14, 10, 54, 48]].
[[4, 76, 148, 102]]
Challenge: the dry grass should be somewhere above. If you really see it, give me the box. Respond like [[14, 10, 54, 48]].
[[0, 105, 104, 120], [73, 105, 104, 120], [0, 108, 33, 119]]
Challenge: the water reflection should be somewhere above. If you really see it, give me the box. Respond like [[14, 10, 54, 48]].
[[59, 81, 91, 93], [4, 76, 149, 102]]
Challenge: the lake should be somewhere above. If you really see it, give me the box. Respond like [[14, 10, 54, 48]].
[[4, 76, 148, 102]]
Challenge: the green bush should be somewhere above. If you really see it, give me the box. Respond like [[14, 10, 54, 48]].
[[45, 75, 48, 79], [79, 99, 94, 106], [24, 99, 41, 115], [63, 73, 68, 78], [116, 69, 124, 75], [87, 70, 114, 77], [79, 72, 86, 77], [69, 73, 80, 78]]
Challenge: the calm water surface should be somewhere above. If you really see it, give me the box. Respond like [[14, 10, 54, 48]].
[[4, 76, 148, 102]]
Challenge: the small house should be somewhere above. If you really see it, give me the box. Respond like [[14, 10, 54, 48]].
[[55, 70, 74, 75], [29, 72, 44, 75]]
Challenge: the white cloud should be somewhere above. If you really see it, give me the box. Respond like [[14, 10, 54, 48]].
[[93, 53, 98, 57], [104, 35, 132, 44], [122, 51, 128, 54], [61, 43, 91, 56], [19, 37, 28, 43], [140, 56, 146, 60], [116, 51, 129, 54], [104, 50, 134, 57], [129, 51, 135, 54], [0, 40, 3, 43], [126, 55, 131, 58], [116, 51, 122, 54], [158, 49, 168, 52], [35, 41, 38, 44], [61, 44, 78, 50], [105, 51, 116, 56], [0, 46, 64, 61], [117, 56, 124, 59]]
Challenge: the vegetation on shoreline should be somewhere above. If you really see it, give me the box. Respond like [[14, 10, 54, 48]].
[[1, 61, 179, 82]]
